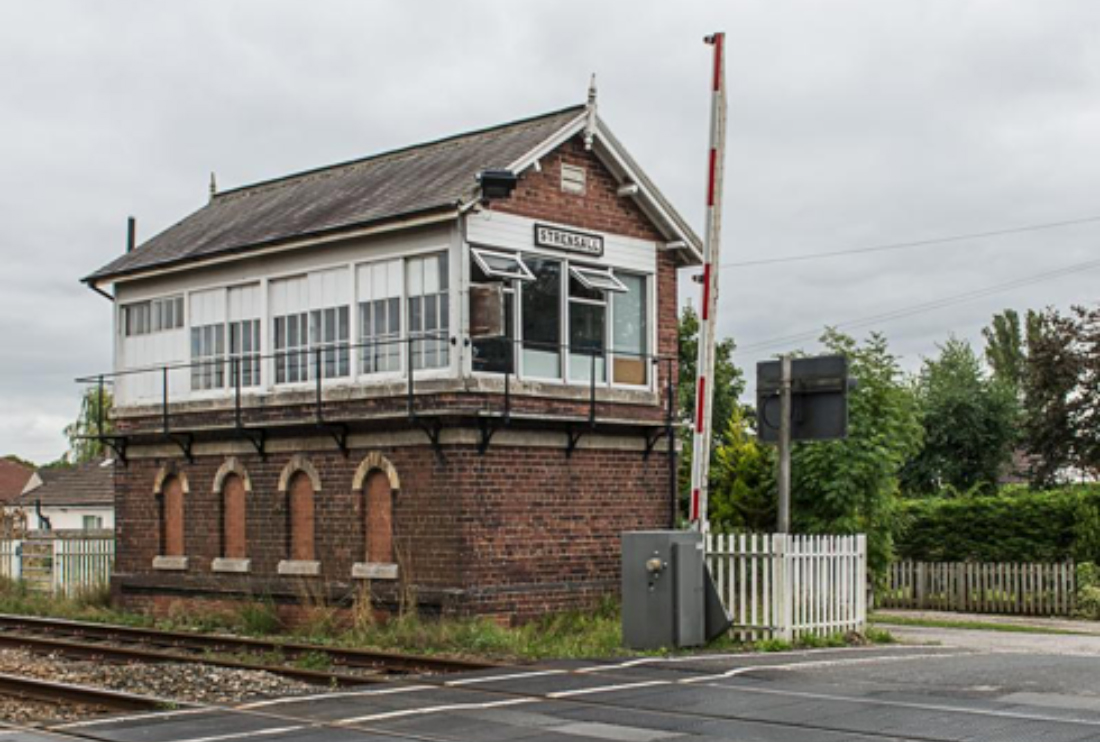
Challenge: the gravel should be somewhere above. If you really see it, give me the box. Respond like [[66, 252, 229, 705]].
[[0, 648, 325, 723]]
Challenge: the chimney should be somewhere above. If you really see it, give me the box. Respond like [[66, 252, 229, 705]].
[[127, 217, 136, 253]]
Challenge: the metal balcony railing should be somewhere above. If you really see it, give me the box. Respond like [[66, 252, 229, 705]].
[[75, 334, 677, 467]]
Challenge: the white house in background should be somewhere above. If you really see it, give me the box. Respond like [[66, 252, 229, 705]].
[[15, 459, 115, 531]]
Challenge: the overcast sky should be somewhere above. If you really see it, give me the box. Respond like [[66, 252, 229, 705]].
[[2, 1, 1098, 464]]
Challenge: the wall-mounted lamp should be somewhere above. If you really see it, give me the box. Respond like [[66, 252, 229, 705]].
[[477, 169, 518, 200]]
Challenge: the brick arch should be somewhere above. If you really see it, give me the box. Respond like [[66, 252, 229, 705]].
[[211, 457, 252, 494], [351, 452, 401, 493], [277, 454, 322, 493], [152, 464, 189, 495]]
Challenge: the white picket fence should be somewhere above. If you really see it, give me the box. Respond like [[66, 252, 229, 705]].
[[705, 533, 868, 641], [0, 535, 114, 596], [882, 561, 1076, 616]]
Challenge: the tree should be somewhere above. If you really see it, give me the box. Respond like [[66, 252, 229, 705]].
[[709, 407, 776, 532], [1070, 303, 1100, 479], [983, 309, 1029, 393], [1022, 308, 1080, 487], [677, 306, 745, 516], [63, 387, 114, 464], [790, 330, 923, 579], [902, 337, 1018, 494]]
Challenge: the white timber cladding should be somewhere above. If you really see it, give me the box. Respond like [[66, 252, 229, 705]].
[[109, 210, 662, 407], [465, 211, 657, 274], [112, 224, 460, 407]]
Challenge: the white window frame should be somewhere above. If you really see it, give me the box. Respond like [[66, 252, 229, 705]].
[[471, 247, 535, 282], [569, 265, 627, 294]]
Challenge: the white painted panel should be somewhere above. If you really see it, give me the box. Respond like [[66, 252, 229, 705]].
[[190, 288, 226, 326], [308, 266, 349, 309], [423, 254, 439, 294], [228, 284, 260, 320], [406, 257, 423, 295], [387, 259, 402, 297], [466, 211, 656, 275], [270, 276, 307, 315]]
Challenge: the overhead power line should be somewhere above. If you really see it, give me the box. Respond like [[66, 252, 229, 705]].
[[734, 255, 1100, 356], [723, 215, 1100, 269]]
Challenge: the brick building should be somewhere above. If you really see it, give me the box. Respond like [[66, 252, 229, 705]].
[[82, 93, 701, 623]]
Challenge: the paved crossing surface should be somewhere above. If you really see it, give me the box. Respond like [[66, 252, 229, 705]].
[[11, 642, 1100, 741]]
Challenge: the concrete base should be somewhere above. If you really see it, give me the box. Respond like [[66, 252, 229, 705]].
[[211, 558, 251, 574], [152, 555, 188, 571], [278, 559, 320, 576], [352, 562, 399, 580]]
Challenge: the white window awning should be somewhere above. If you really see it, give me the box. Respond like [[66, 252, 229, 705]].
[[471, 247, 534, 282], [569, 265, 627, 293]]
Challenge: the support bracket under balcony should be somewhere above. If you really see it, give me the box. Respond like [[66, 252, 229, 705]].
[[643, 428, 667, 460], [80, 435, 129, 466], [317, 422, 350, 458], [234, 427, 267, 460], [477, 417, 508, 455], [566, 425, 587, 458], [166, 432, 195, 464], [413, 417, 444, 460]]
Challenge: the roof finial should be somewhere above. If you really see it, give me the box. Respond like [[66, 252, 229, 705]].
[[209, 172, 218, 200], [584, 73, 598, 150]]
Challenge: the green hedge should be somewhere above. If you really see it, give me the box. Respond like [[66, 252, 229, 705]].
[[896, 485, 1100, 563]]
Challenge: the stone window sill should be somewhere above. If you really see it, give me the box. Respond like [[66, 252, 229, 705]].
[[278, 559, 320, 577], [152, 555, 188, 571], [352, 562, 399, 581], [212, 558, 251, 574]]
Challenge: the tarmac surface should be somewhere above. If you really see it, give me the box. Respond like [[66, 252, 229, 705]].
[[10, 635, 1100, 741]]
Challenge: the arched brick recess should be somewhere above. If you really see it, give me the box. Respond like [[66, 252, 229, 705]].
[[364, 470, 394, 564], [287, 471, 315, 561], [221, 474, 247, 559], [212, 457, 252, 494], [352, 452, 401, 492], [153, 464, 189, 496], [278, 455, 322, 493], [161, 475, 186, 557]]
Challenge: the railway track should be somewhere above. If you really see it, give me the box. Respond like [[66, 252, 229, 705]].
[[0, 670, 172, 712], [0, 613, 496, 687]]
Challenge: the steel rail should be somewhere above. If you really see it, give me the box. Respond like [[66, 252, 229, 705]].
[[0, 613, 496, 678], [0, 671, 175, 712]]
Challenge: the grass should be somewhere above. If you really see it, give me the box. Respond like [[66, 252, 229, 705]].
[[870, 613, 1088, 636], [0, 579, 892, 662]]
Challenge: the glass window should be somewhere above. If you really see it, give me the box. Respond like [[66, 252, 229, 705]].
[[229, 319, 261, 387], [360, 296, 400, 374], [191, 323, 226, 390], [520, 255, 561, 378], [569, 301, 606, 383], [309, 306, 350, 379], [570, 265, 627, 293], [612, 273, 647, 385], [471, 248, 534, 281], [274, 312, 309, 384], [408, 253, 449, 371]]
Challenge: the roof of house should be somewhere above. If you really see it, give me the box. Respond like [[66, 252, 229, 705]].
[[86, 102, 701, 284], [17, 459, 114, 508], [0, 459, 33, 504]]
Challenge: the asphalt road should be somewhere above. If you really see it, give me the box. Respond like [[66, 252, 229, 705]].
[[16, 631, 1100, 741]]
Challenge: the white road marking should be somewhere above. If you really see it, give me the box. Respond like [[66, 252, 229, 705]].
[[53, 707, 211, 728], [698, 680, 1100, 727], [445, 669, 568, 686], [152, 725, 306, 742], [338, 697, 534, 723], [575, 644, 966, 673], [680, 651, 965, 683], [237, 684, 433, 709], [547, 680, 672, 698]]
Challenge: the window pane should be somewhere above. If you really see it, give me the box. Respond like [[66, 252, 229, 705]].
[[569, 301, 606, 383], [521, 256, 561, 378], [474, 292, 515, 373]]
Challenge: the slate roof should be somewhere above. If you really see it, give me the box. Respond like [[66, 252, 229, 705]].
[[86, 105, 589, 283], [0, 460, 33, 505], [17, 459, 114, 508]]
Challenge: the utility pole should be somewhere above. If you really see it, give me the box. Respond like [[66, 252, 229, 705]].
[[689, 32, 728, 533], [777, 354, 792, 533]]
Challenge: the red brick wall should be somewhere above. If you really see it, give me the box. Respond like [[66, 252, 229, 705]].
[[488, 134, 680, 409], [364, 470, 394, 564], [114, 438, 672, 623], [162, 476, 184, 557], [222, 474, 246, 560], [288, 472, 316, 562]]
